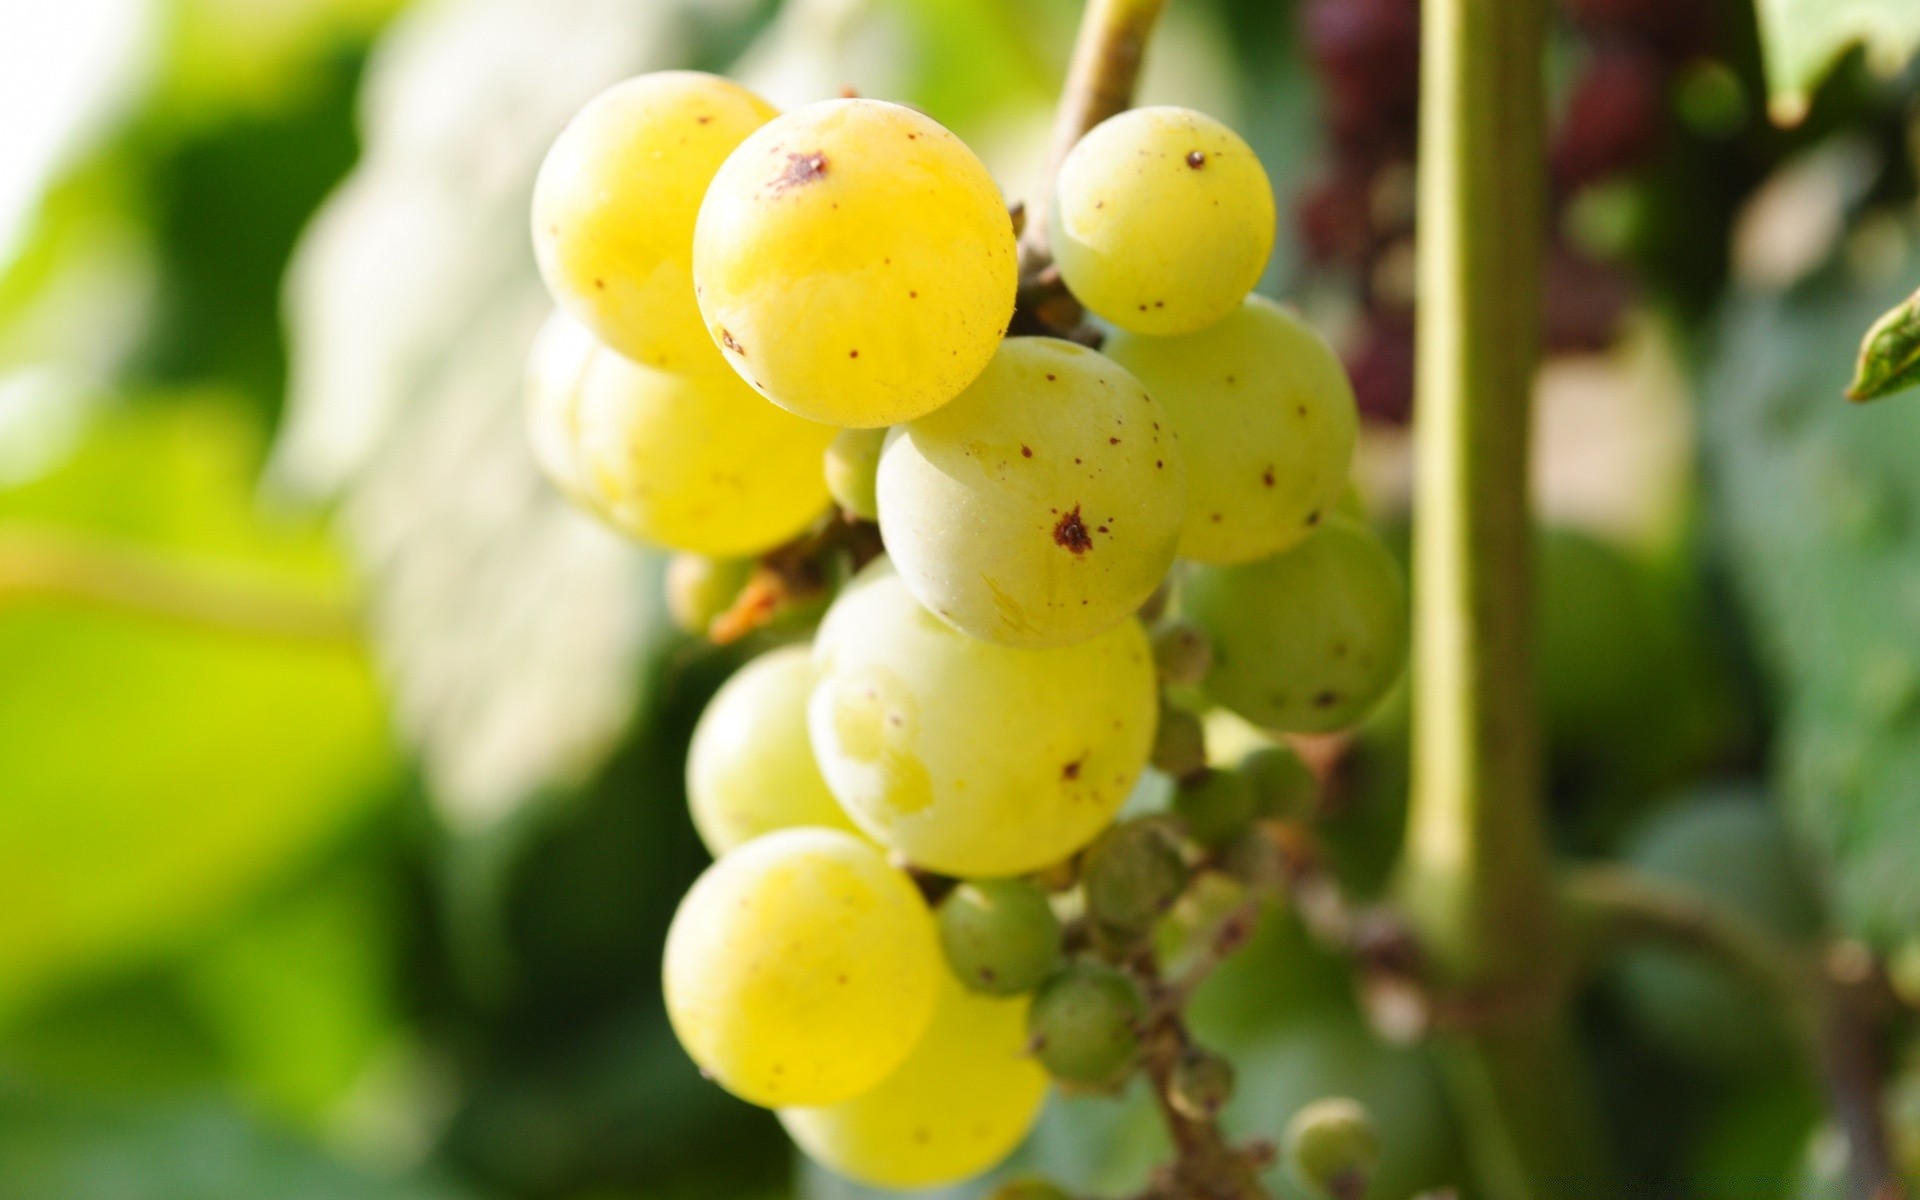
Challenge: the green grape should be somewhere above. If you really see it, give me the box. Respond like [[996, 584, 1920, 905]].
[[1284, 1097, 1381, 1200], [693, 98, 1018, 427], [1187, 516, 1408, 733], [1027, 962, 1142, 1086], [987, 1179, 1073, 1200], [663, 828, 938, 1107], [1151, 618, 1214, 685], [938, 878, 1062, 996], [1049, 106, 1274, 336], [1080, 818, 1188, 937], [1238, 744, 1318, 820], [533, 72, 776, 372], [877, 338, 1186, 648], [1174, 768, 1258, 846], [525, 310, 836, 556], [825, 427, 886, 521], [779, 972, 1048, 1189], [1105, 295, 1358, 564], [810, 564, 1157, 876], [665, 553, 752, 637], [1168, 1045, 1235, 1120], [685, 644, 864, 856], [1150, 703, 1207, 781]]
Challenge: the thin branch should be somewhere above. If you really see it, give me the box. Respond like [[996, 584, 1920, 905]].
[[0, 523, 360, 644]]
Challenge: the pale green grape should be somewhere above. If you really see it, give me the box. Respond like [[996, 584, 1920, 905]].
[[686, 644, 864, 856], [809, 564, 1157, 876], [779, 972, 1048, 1189], [663, 828, 939, 1107], [1186, 516, 1408, 733], [937, 878, 1061, 996], [1049, 106, 1274, 336], [824, 427, 885, 521], [693, 99, 1018, 427], [1285, 1098, 1381, 1200], [525, 311, 836, 556], [878, 338, 1185, 648], [1026, 962, 1141, 1086], [1106, 295, 1357, 563], [664, 553, 752, 637], [533, 72, 777, 372]]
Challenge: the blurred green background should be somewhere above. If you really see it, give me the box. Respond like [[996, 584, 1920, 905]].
[[2, 1, 1918, 1198]]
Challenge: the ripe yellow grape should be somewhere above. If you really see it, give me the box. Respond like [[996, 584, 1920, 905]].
[[524, 310, 836, 556], [809, 564, 1157, 876], [878, 338, 1186, 648], [662, 828, 939, 1107], [779, 973, 1048, 1189], [533, 71, 776, 372], [1049, 106, 1275, 335], [1105, 295, 1357, 564], [693, 98, 1018, 427], [686, 644, 865, 856]]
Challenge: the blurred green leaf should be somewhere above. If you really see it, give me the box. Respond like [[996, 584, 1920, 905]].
[[1753, 0, 1920, 125], [0, 399, 396, 1020], [1846, 283, 1920, 403], [1701, 245, 1920, 949]]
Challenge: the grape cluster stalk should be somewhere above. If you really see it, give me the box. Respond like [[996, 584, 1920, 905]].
[[517, 0, 1420, 1192]]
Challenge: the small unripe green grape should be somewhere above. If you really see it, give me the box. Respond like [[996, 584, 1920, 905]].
[[1080, 818, 1188, 937], [665, 553, 752, 637], [1175, 769, 1258, 846], [878, 337, 1186, 648], [1187, 516, 1409, 733], [694, 98, 1018, 427], [663, 828, 939, 1107], [1105, 295, 1358, 564], [987, 1179, 1074, 1200], [525, 310, 836, 556], [1150, 704, 1208, 781], [779, 973, 1048, 1189], [1284, 1097, 1381, 1200], [825, 427, 886, 521], [810, 564, 1157, 877], [1238, 744, 1318, 820], [937, 878, 1063, 996], [533, 72, 777, 372], [1168, 1045, 1235, 1121], [1027, 962, 1142, 1087], [685, 644, 864, 856], [1151, 618, 1214, 686], [1050, 106, 1274, 336]]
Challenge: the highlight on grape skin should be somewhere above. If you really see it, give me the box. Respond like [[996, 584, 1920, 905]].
[[692, 98, 1019, 428], [878, 336, 1187, 648]]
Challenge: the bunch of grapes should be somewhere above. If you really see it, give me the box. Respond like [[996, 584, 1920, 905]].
[[525, 69, 1408, 1193]]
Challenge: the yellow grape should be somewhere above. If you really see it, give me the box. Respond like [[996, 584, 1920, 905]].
[[686, 644, 864, 856], [524, 310, 836, 556], [533, 71, 776, 372], [878, 337, 1186, 648], [663, 828, 939, 1107], [693, 99, 1018, 427], [1105, 295, 1357, 563], [780, 972, 1048, 1189], [1049, 106, 1274, 335], [809, 564, 1157, 876]]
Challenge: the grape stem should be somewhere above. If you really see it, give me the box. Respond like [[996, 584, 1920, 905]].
[[0, 521, 360, 643]]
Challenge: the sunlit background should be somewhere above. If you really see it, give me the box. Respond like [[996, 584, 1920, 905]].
[[2, 0, 1919, 1197]]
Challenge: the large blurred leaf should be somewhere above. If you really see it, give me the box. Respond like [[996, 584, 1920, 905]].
[[1753, 0, 1920, 124], [1700, 247, 1920, 949], [0, 400, 395, 1019]]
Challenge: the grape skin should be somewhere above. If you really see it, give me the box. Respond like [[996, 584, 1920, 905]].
[[878, 338, 1186, 648], [693, 98, 1018, 428], [1049, 106, 1275, 336], [808, 563, 1157, 877], [662, 828, 939, 1107], [686, 644, 865, 856], [533, 72, 777, 372], [1185, 515, 1409, 733], [1106, 295, 1357, 564], [524, 310, 835, 556], [779, 973, 1048, 1188]]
